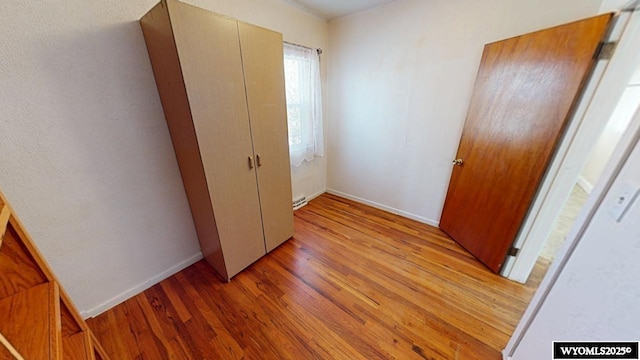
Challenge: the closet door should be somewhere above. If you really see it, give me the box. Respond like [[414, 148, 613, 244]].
[[238, 22, 294, 252], [169, 1, 266, 278]]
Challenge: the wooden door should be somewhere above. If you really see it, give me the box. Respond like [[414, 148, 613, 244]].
[[440, 14, 612, 273], [238, 22, 295, 252], [168, 1, 266, 279]]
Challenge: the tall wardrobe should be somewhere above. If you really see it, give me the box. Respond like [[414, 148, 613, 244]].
[[140, 0, 294, 281]]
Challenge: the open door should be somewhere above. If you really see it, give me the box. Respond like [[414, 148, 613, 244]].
[[440, 13, 613, 273]]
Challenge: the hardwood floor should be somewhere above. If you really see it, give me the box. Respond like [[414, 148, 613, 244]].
[[87, 194, 545, 359]]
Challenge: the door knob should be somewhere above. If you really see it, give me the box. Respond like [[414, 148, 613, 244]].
[[248, 156, 254, 169], [256, 154, 262, 167], [452, 158, 464, 166]]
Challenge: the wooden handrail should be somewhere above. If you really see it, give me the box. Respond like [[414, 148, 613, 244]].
[[0, 204, 11, 247], [0, 329, 26, 360]]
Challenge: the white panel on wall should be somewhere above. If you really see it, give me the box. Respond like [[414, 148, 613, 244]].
[[326, 0, 603, 225]]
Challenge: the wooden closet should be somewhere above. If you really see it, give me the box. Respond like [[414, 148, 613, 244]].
[[0, 190, 110, 359], [140, 0, 294, 281]]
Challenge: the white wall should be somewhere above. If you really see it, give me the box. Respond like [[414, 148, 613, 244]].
[[0, 0, 327, 317], [599, 0, 632, 12], [184, 0, 329, 202], [0, 0, 201, 318], [580, 76, 640, 191], [326, 0, 603, 225], [511, 128, 640, 358]]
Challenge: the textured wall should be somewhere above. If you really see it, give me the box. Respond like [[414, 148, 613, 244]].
[[326, 0, 603, 225], [0, 0, 328, 317], [0, 0, 203, 317]]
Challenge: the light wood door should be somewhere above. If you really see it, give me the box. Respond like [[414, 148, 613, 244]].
[[440, 14, 612, 273], [238, 22, 294, 252], [168, 0, 266, 278]]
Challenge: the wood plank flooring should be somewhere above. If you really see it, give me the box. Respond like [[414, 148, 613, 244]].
[[87, 193, 545, 359]]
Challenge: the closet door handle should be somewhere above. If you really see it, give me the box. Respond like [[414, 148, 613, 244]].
[[256, 154, 262, 167], [248, 156, 254, 169]]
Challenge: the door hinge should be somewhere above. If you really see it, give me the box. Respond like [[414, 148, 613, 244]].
[[594, 41, 617, 60], [507, 246, 520, 257]]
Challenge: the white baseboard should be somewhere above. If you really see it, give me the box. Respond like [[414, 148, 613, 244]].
[[307, 189, 326, 202], [326, 189, 439, 227], [293, 189, 326, 210], [576, 176, 594, 193], [81, 252, 203, 319]]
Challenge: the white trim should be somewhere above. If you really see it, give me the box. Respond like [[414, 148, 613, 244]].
[[505, 96, 640, 359], [0, 333, 24, 360], [576, 175, 594, 193], [81, 252, 203, 319], [326, 188, 440, 227], [501, 252, 516, 276], [307, 189, 326, 202], [504, 10, 640, 282], [504, 8, 640, 350], [293, 189, 327, 210]]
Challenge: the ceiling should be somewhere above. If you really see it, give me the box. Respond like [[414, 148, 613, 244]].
[[286, 0, 397, 20]]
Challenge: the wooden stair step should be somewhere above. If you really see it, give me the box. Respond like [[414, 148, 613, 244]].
[[0, 332, 25, 360], [0, 189, 110, 359], [60, 297, 83, 338], [0, 282, 61, 359], [90, 332, 108, 360], [0, 222, 48, 300], [63, 331, 93, 360]]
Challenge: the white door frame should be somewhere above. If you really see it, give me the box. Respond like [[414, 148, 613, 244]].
[[502, 4, 640, 282], [504, 83, 640, 360], [504, 5, 640, 358]]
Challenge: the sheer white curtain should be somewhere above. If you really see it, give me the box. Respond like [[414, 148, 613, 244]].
[[283, 43, 324, 167]]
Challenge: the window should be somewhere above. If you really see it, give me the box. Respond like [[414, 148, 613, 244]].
[[283, 43, 324, 167]]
